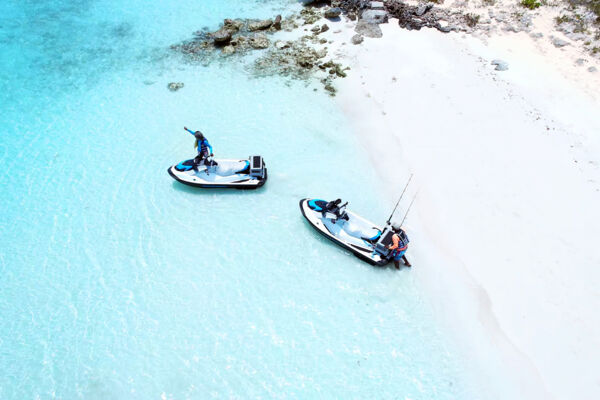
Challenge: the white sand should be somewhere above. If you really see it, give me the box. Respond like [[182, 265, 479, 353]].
[[315, 17, 600, 400]]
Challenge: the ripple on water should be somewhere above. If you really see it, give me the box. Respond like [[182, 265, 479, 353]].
[[0, 0, 475, 399]]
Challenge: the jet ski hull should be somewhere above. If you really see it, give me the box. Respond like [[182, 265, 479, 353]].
[[299, 198, 390, 266], [168, 157, 267, 189]]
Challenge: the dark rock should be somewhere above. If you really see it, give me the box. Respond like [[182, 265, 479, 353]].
[[321, 24, 330, 32], [324, 80, 336, 95], [325, 7, 343, 19], [351, 34, 364, 44], [211, 28, 233, 44], [311, 25, 322, 33], [223, 19, 243, 32], [385, 1, 462, 33], [334, 64, 347, 77], [273, 15, 282, 30], [248, 19, 273, 31], [167, 82, 184, 91], [348, 12, 357, 21], [355, 20, 383, 38]]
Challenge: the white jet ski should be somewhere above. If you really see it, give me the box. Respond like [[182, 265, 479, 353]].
[[168, 155, 267, 189], [299, 198, 397, 266]]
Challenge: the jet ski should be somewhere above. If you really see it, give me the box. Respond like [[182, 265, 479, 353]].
[[299, 198, 397, 266], [168, 155, 267, 189]]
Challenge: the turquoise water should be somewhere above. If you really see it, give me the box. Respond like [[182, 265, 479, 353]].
[[1, 1, 473, 398]]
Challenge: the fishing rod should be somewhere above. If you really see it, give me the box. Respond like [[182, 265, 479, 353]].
[[386, 174, 413, 226], [399, 192, 418, 227]]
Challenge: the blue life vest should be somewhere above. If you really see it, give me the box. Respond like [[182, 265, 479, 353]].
[[197, 138, 212, 155]]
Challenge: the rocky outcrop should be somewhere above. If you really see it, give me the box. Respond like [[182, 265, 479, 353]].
[[210, 27, 233, 44], [385, 1, 464, 33], [167, 82, 184, 91], [249, 33, 270, 49], [300, 7, 322, 25], [171, 6, 352, 96], [254, 41, 328, 76], [273, 15, 282, 30], [223, 19, 244, 32], [248, 19, 273, 31], [324, 7, 343, 19]]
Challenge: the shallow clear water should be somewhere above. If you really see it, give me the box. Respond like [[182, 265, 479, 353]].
[[1, 1, 473, 398]]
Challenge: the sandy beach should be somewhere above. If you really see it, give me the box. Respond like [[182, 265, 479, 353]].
[[318, 14, 600, 400]]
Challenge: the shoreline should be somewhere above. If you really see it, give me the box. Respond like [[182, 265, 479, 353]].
[[328, 16, 600, 400], [174, 2, 600, 398]]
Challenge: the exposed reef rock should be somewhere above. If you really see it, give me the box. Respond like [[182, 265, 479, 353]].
[[170, 8, 350, 95], [210, 28, 233, 44], [248, 19, 273, 31], [324, 7, 343, 19], [249, 33, 270, 49], [273, 15, 282, 30], [167, 82, 184, 91], [385, 1, 464, 33]]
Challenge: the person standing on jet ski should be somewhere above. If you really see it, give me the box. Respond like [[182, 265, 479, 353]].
[[184, 126, 213, 168], [388, 224, 411, 269]]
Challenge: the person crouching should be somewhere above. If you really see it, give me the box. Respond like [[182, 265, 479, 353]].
[[184, 126, 213, 169], [388, 223, 411, 269]]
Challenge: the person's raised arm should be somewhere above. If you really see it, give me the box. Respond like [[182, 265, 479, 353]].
[[184, 126, 194, 135]]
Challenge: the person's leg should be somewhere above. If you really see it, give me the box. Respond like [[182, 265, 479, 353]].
[[402, 255, 411, 267], [393, 252, 401, 269]]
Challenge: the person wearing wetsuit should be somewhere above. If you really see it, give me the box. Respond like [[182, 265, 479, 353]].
[[388, 224, 411, 269], [184, 126, 213, 168]]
